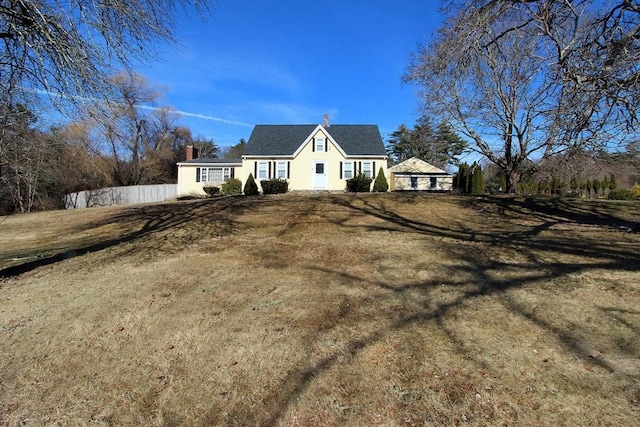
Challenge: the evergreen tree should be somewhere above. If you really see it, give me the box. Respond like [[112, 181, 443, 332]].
[[471, 163, 484, 194], [243, 173, 259, 196], [373, 167, 389, 192], [456, 164, 465, 193], [592, 179, 601, 198], [602, 175, 610, 197], [570, 176, 579, 193], [387, 116, 466, 168], [457, 162, 471, 193], [464, 163, 472, 193], [609, 174, 617, 191]]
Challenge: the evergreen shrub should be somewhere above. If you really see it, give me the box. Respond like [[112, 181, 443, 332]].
[[260, 178, 289, 194], [346, 174, 372, 192], [608, 189, 638, 200], [203, 185, 220, 197], [372, 168, 388, 192], [221, 178, 242, 196], [243, 173, 259, 196]]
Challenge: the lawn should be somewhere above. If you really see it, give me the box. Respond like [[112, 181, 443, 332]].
[[0, 193, 638, 426]]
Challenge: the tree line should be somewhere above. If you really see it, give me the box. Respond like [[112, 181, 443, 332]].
[[1, 0, 218, 214], [0, 73, 248, 214]]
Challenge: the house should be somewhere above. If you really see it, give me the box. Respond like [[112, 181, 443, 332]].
[[176, 115, 388, 195], [176, 145, 243, 195], [388, 157, 453, 192]]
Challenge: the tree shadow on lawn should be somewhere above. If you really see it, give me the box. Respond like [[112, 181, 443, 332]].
[[228, 194, 640, 425], [0, 196, 269, 278]]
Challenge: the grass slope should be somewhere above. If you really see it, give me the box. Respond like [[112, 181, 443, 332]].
[[0, 193, 639, 426]]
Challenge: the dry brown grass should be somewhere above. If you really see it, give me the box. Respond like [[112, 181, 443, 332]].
[[0, 193, 639, 426]]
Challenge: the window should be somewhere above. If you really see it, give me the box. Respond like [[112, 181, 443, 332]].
[[199, 167, 232, 183], [315, 138, 325, 152], [430, 177, 438, 189], [277, 161, 287, 179], [362, 161, 372, 178], [315, 162, 325, 174], [410, 177, 418, 189], [209, 168, 223, 182], [342, 162, 353, 179], [257, 161, 269, 179]]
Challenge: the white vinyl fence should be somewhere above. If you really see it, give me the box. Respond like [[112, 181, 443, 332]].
[[64, 184, 178, 209]]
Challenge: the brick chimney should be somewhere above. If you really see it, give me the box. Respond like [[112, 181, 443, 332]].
[[323, 113, 329, 127], [185, 145, 194, 161]]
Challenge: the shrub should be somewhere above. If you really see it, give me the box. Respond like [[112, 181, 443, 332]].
[[244, 173, 259, 196], [608, 189, 638, 200], [260, 178, 289, 195], [221, 178, 242, 196], [203, 185, 220, 197], [373, 167, 388, 192], [346, 174, 372, 192]]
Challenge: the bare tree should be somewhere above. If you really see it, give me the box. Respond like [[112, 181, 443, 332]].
[[1, 0, 213, 108], [405, 0, 639, 192], [0, 104, 63, 213], [86, 72, 192, 185]]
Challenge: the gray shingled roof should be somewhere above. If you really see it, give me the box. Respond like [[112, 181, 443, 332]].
[[244, 125, 387, 156], [178, 158, 242, 165]]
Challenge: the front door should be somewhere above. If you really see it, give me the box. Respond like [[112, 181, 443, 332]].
[[313, 161, 327, 189]]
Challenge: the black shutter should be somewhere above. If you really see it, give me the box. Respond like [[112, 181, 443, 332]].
[[339, 162, 343, 179], [196, 167, 201, 182], [372, 162, 376, 178], [268, 162, 272, 179], [254, 162, 257, 178], [287, 161, 290, 179], [312, 138, 315, 152], [230, 168, 235, 179], [325, 138, 328, 152], [358, 162, 362, 175], [273, 161, 276, 179]]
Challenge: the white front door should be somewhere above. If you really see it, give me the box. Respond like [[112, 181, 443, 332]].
[[313, 161, 327, 189]]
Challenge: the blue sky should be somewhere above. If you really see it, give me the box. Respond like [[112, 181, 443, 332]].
[[134, 0, 444, 149]]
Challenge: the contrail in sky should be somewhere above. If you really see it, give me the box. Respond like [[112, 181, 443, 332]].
[[25, 87, 254, 127], [134, 106, 254, 127]]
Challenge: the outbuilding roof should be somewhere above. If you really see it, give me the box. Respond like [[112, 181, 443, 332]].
[[244, 124, 387, 156]]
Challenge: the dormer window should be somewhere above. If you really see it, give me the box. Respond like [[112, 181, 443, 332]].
[[315, 137, 325, 152]]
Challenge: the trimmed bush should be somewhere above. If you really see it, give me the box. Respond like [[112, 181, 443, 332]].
[[244, 173, 259, 196], [203, 185, 220, 197], [373, 167, 388, 192], [221, 178, 242, 196], [260, 178, 289, 195], [346, 174, 372, 192]]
